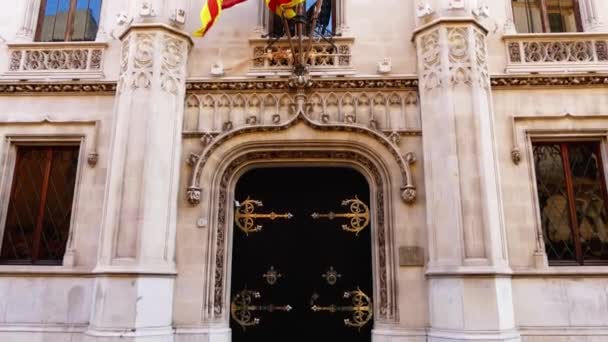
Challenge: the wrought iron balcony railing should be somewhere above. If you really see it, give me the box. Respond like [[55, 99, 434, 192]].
[[5, 42, 107, 79], [503, 33, 608, 74]]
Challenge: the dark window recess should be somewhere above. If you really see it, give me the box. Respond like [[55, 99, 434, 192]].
[[511, 0, 583, 33], [270, 0, 335, 38], [0, 146, 80, 265], [36, 0, 103, 42], [533, 142, 608, 265]]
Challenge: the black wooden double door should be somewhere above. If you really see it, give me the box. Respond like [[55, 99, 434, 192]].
[[231, 167, 373, 342]]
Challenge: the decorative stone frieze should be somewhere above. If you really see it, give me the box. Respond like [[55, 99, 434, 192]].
[[117, 27, 189, 94], [416, 21, 489, 91], [184, 109, 419, 207], [183, 91, 421, 134], [4, 42, 107, 79], [248, 37, 354, 76], [504, 33, 608, 73]]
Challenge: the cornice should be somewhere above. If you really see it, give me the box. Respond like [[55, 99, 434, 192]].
[[186, 77, 419, 93], [0, 81, 117, 95], [490, 74, 608, 88], [2, 74, 608, 95]]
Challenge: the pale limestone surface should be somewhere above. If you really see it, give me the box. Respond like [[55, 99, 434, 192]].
[[0, 0, 606, 341]]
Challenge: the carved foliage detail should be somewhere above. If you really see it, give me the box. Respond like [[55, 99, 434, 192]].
[[448, 27, 471, 86], [420, 29, 441, 90], [119, 32, 189, 94]]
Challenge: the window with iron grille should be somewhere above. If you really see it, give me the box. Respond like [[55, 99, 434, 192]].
[[512, 0, 583, 33], [269, 0, 335, 38], [35, 0, 103, 42], [533, 141, 608, 265], [0, 146, 80, 265]]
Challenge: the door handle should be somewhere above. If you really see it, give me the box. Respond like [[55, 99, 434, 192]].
[[231, 289, 293, 330], [310, 288, 373, 329]]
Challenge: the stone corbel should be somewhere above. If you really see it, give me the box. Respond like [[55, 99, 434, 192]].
[[186, 108, 418, 206]]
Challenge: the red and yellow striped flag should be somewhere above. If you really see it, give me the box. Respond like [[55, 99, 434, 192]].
[[265, 0, 306, 19], [194, 0, 247, 37]]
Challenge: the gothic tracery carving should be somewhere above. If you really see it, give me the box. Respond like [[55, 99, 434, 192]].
[[420, 30, 441, 90], [117, 30, 189, 94], [184, 94, 419, 207], [448, 27, 472, 86]]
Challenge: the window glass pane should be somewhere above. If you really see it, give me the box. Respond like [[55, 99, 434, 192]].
[[533, 144, 577, 262], [38, 146, 79, 261], [512, 0, 543, 33], [72, 0, 102, 41], [567, 143, 608, 262], [306, 0, 333, 35], [39, 0, 70, 42], [0, 148, 47, 262], [0, 146, 79, 265], [547, 0, 578, 32], [271, 0, 334, 37]]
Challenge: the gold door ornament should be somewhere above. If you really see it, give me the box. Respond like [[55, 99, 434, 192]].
[[234, 198, 293, 235], [310, 288, 373, 329], [231, 289, 293, 330], [311, 196, 370, 235]]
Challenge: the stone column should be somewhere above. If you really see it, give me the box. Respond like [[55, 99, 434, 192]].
[[84, 15, 191, 342], [14, 0, 41, 41], [413, 1, 520, 340], [581, 0, 608, 32]]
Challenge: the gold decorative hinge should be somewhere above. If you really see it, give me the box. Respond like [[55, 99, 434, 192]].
[[310, 288, 373, 329], [231, 289, 293, 330], [234, 198, 293, 235], [311, 196, 370, 235]]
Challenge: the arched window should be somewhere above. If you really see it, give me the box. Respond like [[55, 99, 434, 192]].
[[35, 0, 103, 42], [269, 0, 336, 38], [512, 0, 583, 33]]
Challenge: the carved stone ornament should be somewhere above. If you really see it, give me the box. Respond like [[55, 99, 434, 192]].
[[118, 28, 189, 95], [3, 74, 608, 96], [186, 98, 418, 206], [208, 149, 396, 321]]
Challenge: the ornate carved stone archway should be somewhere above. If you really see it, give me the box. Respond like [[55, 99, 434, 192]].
[[198, 137, 403, 326]]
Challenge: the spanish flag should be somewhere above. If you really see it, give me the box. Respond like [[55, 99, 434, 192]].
[[194, 0, 248, 37], [265, 0, 306, 19]]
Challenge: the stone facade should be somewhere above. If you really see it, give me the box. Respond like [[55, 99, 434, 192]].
[[0, 0, 608, 341]]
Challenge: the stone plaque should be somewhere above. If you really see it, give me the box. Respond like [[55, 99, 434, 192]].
[[398, 246, 425, 267]]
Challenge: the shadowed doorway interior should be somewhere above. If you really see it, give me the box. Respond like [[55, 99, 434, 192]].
[[230, 167, 373, 342]]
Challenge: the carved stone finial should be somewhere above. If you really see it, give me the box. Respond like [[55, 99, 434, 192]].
[[139, 2, 157, 18], [187, 186, 202, 205], [87, 152, 99, 166], [169, 8, 187, 26], [416, 2, 435, 19], [448, 0, 465, 9], [473, 4, 490, 19], [511, 147, 522, 165], [401, 187, 417, 204], [405, 152, 417, 164]]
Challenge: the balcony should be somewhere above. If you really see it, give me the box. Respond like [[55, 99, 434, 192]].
[[4, 41, 107, 80], [248, 37, 354, 76], [503, 33, 608, 74]]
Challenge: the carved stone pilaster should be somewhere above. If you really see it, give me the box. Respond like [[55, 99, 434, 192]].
[[15, 0, 41, 41], [414, 18, 520, 342], [87, 24, 191, 342]]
